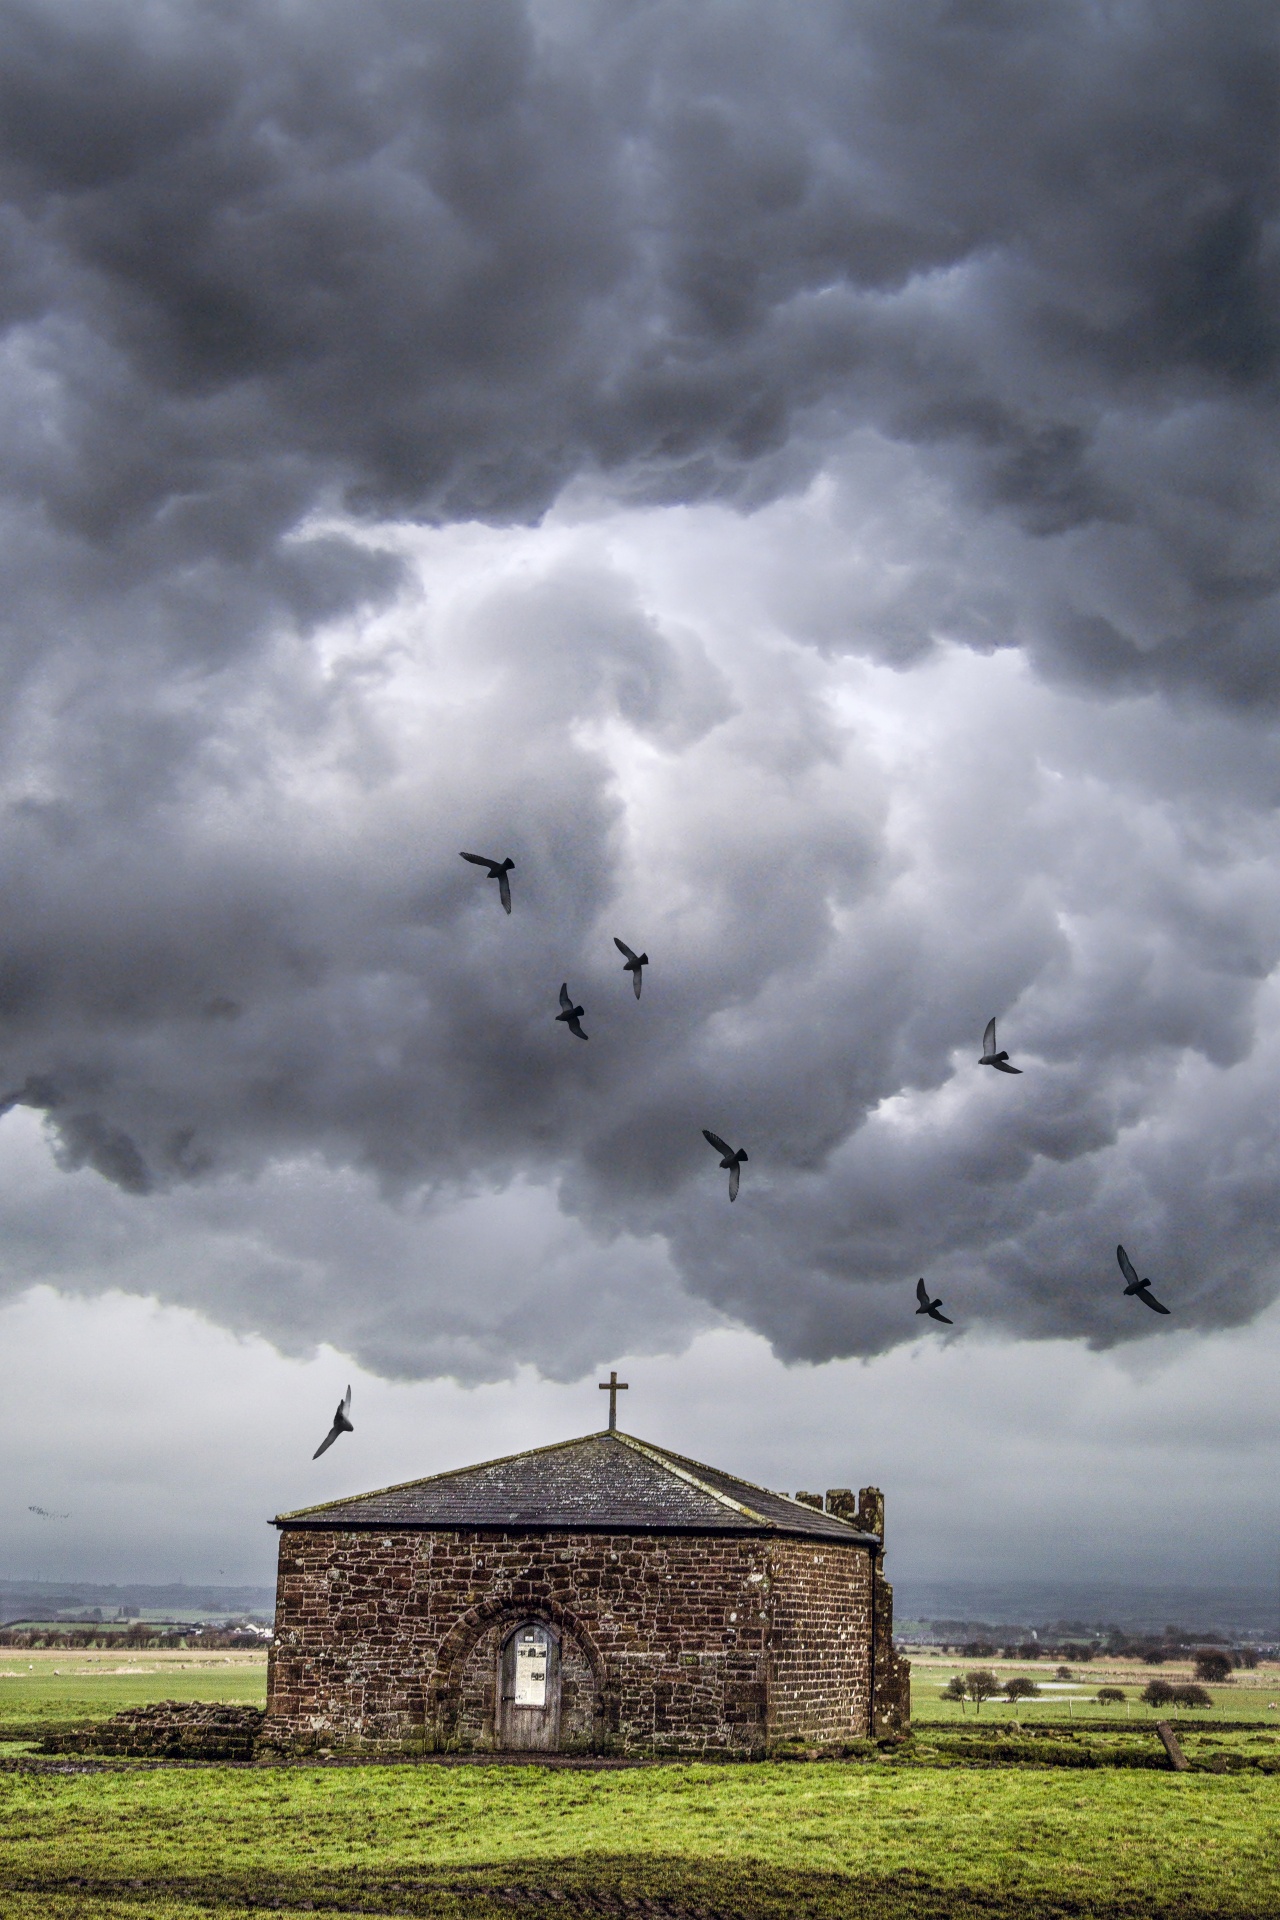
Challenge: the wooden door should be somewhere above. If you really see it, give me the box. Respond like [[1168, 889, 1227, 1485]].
[[498, 1622, 561, 1750]]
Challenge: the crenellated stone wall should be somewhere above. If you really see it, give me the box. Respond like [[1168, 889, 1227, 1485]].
[[826, 1486, 912, 1734]]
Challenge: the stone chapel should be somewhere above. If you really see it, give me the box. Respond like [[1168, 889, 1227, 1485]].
[[265, 1422, 911, 1756]]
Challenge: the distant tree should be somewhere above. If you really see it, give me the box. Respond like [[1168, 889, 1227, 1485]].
[[1170, 1684, 1212, 1709], [940, 1675, 968, 1715], [1005, 1676, 1041, 1702], [1096, 1687, 1126, 1704], [1017, 1643, 1043, 1660], [1141, 1647, 1167, 1665], [1240, 1648, 1259, 1670], [1142, 1680, 1177, 1707], [1055, 1665, 1074, 1681], [964, 1669, 1003, 1715], [1194, 1651, 1233, 1684], [961, 1642, 995, 1658]]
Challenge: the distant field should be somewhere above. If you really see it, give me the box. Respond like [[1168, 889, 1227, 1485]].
[[5, 1644, 1277, 1739], [909, 1652, 1280, 1725], [0, 1649, 267, 1743]]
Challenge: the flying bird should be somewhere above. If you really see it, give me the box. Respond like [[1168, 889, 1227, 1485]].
[[613, 937, 649, 998], [459, 851, 514, 914], [557, 982, 588, 1039], [1117, 1245, 1170, 1314], [915, 1279, 953, 1325], [28, 1505, 70, 1520], [979, 1017, 1021, 1073], [313, 1387, 354, 1459], [703, 1130, 748, 1201]]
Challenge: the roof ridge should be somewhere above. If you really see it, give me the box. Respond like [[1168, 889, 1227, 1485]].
[[274, 1428, 621, 1523], [611, 1432, 767, 1524], [621, 1436, 871, 1536], [648, 1439, 864, 1529], [644, 1443, 836, 1512]]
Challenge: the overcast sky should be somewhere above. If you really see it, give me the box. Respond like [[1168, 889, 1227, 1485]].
[[1, 0, 1278, 1600]]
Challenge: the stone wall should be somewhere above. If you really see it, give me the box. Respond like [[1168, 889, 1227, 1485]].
[[266, 1521, 889, 1757], [762, 1538, 873, 1742], [826, 1486, 911, 1734], [42, 1701, 264, 1760]]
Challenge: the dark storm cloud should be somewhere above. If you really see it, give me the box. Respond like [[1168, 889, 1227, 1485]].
[[0, 0, 1279, 1377], [1, 521, 1277, 1373], [0, 1, 1276, 685]]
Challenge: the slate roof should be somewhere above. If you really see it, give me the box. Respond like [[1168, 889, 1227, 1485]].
[[273, 1430, 877, 1543]]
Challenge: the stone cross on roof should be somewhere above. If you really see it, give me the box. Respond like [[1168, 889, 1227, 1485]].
[[598, 1369, 628, 1431]]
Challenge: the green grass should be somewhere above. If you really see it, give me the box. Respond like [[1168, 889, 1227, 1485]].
[[0, 1654, 266, 1746], [909, 1721, 1280, 1771], [4, 1656, 1279, 1916], [3, 1756, 1280, 1918]]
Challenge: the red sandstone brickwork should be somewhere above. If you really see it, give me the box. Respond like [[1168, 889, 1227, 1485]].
[[763, 1539, 872, 1743], [266, 1521, 897, 1757], [825, 1486, 911, 1734]]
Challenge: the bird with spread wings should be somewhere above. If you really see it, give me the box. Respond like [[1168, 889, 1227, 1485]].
[[1117, 1245, 1171, 1314], [459, 851, 514, 914], [313, 1386, 354, 1458], [556, 982, 588, 1040], [979, 1017, 1021, 1074], [703, 1130, 748, 1201], [613, 937, 649, 998], [915, 1278, 953, 1325]]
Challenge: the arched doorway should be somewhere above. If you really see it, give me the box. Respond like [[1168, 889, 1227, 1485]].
[[498, 1620, 561, 1750]]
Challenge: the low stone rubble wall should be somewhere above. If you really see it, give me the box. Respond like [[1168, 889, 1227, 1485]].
[[42, 1700, 264, 1760]]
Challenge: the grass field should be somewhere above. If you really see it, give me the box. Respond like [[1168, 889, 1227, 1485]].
[[908, 1651, 1280, 1726], [3, 1651, 1280, 1918], [0, 1649, 268, 1746], [5, 1752, 1280, 1918]]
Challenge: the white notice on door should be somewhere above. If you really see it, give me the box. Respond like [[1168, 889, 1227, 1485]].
[[514, 1627, 549, 1707]]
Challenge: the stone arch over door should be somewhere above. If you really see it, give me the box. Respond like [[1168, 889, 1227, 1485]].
[[428, 1596, 607, 1752]]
